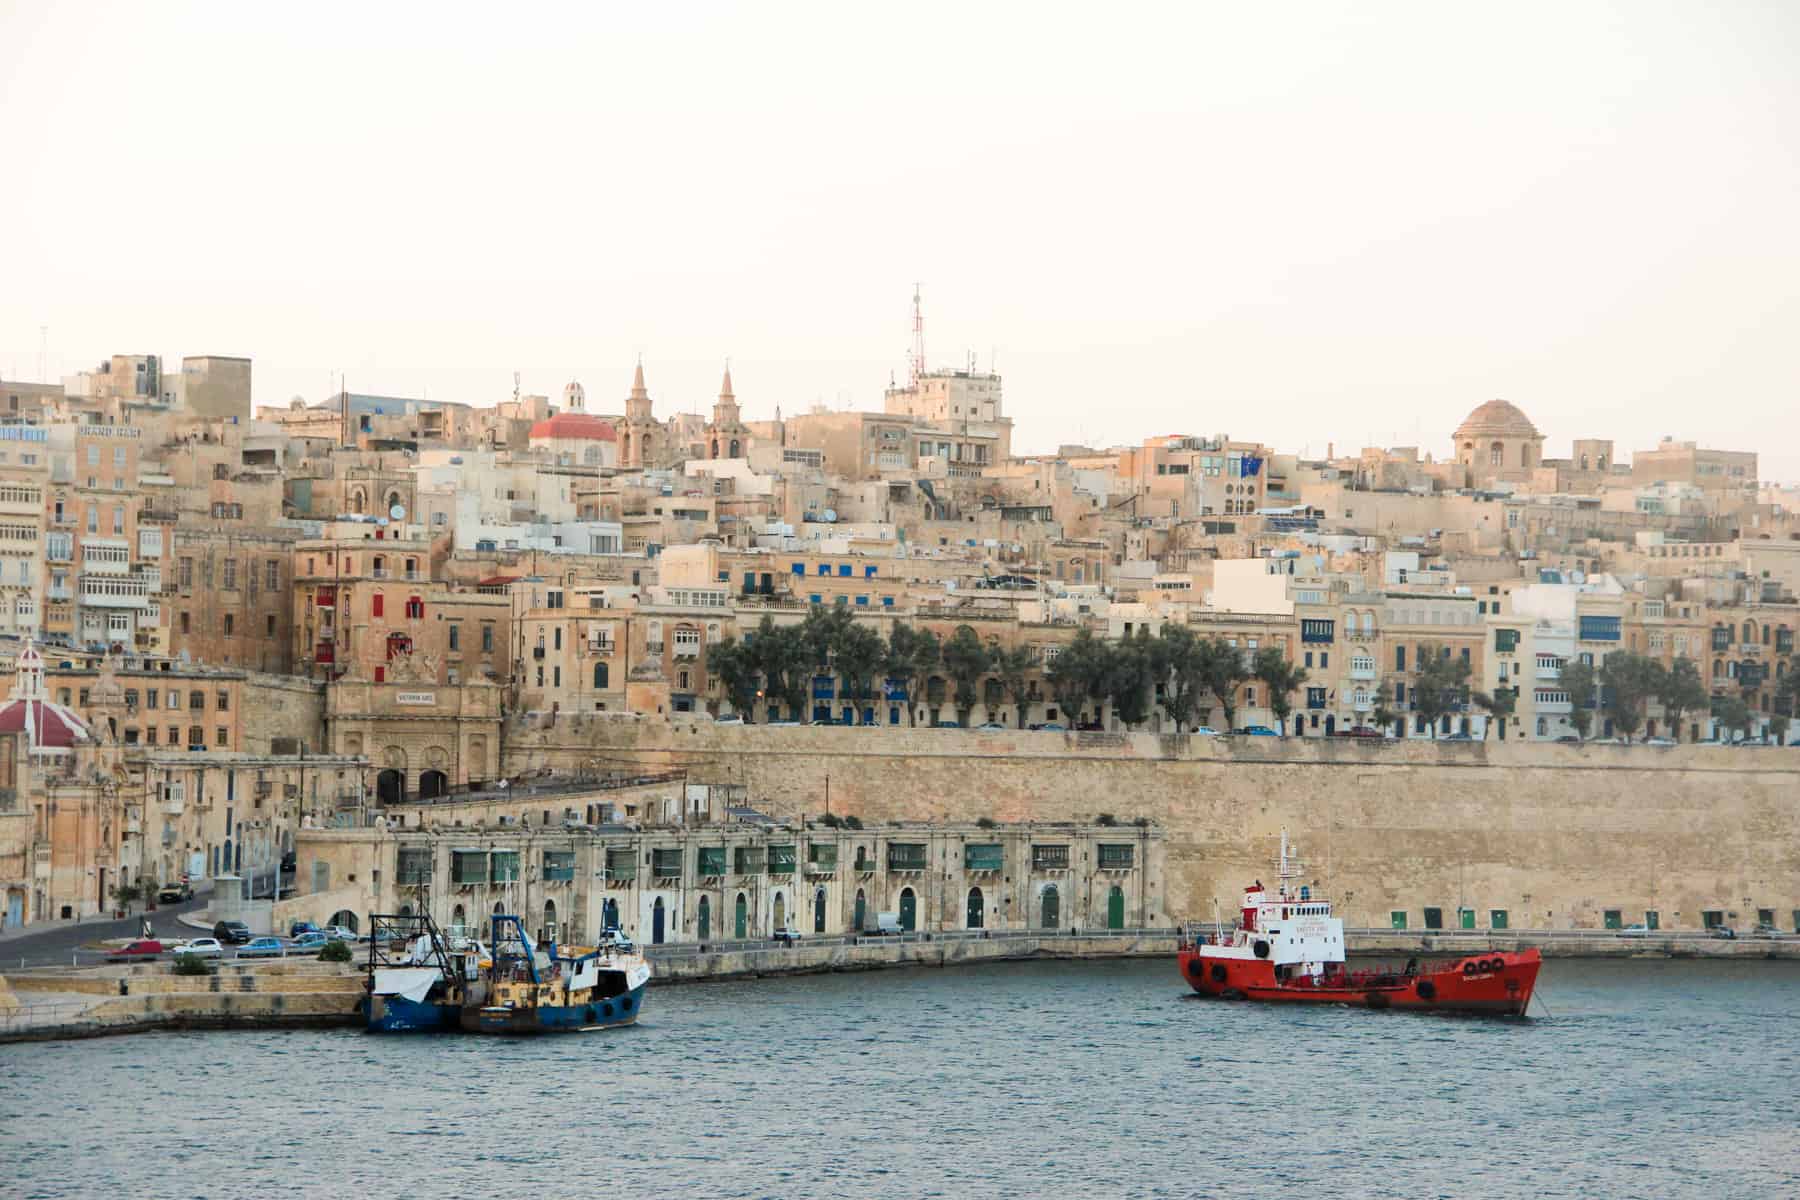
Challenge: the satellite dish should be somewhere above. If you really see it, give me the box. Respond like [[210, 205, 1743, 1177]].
[[390, 504, 406, 521]]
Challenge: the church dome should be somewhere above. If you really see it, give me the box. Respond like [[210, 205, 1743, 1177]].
[[0, 643, 90, 751], [1454, 399, 1540, 440]]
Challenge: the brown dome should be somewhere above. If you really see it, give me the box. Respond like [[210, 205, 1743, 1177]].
[[1453, 399, 1540, 440]]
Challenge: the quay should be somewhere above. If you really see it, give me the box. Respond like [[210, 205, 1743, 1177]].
[[4, 926, 1797, 1044]]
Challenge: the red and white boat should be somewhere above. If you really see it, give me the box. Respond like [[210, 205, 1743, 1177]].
[[1179, 831, 1540, 1016]]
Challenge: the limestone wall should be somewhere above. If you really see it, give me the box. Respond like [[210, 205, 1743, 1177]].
[[504, 721, 1800, 932]]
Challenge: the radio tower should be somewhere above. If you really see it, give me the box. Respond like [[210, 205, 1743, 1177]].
[[909, 283, 926, 387]]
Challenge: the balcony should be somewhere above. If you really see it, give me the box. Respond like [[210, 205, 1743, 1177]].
[[161, 798, 185, 817], [1032, 846, 1070, 871], [804, 848, 837, 875], [1535, 666, 1562, 680], [79, 576, 153, 608], [138, 508, 179, 524], [1098, 846, 1136, 871], [1348, 666, 1377, 680]]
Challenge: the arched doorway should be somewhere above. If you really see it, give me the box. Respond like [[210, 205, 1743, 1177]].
[[734, 892, 748, 939], [1294, 715, 1305, 736], [967, 887, 984, 929], [1324, 715, 1335, 736], [1040, 884, 1060, 930], [772, 891, 786, 933], [652, 897, 666, 945], [377, 769, 404, 805], [854, 888, 867, 933], [813, 887, 827, 933], [602, 898, 619, 932], [329, 910, 358, 933], [452, 903, 466, 930], [898, 887, 917, 932], [697, 895, 710, 941], [543, 900, 558, 943], [1107, 885, 1125, 930], [418, 770, 448, 800]]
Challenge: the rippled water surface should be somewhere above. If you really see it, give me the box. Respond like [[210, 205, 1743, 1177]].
[[4, 957, 1798, 1199]]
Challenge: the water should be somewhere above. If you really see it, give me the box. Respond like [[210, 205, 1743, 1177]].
[[3, 957, 1797, 1199]]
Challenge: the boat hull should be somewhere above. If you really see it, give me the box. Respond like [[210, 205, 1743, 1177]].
[[1179, 948, 1541, 1016], [364, 993, 462, 1033], [462, 981, 648, 1035]]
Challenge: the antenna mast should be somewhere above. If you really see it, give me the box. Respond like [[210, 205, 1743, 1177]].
[[909, 283, 925, 387]]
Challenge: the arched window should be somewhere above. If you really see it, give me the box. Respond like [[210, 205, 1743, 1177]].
[[542, 899, 557, 941], [1489, 442, 1504, 467], [967, 887, 984, 929], [452, 903, 466, 929], [697, 895, 711, 941], [1040, 884, 1060, 930], [729, 439, 740, 457], [594, 662, 609, 688], [898, 887, 917, 932]]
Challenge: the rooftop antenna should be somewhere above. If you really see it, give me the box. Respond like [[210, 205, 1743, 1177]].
[[512, 371, 520, 404], [910, 283, 925, 387]]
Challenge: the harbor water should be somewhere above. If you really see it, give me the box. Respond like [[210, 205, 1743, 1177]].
[[3, 957, 1797, 1199]]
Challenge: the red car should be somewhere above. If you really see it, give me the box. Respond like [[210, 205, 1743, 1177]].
[[106, 939, 165, 962]]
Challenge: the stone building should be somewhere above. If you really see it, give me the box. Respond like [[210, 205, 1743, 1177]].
[[326, 677, 503, 804], [1451, 399, 1546, 490], [289, 817, 1164, 946]]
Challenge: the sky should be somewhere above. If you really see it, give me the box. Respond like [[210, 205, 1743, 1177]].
[[2, 2, 1796, 478]]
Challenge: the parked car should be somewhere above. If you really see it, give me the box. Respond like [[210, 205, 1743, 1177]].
[[1619, 924, 1653, 937], [1752, 923, 1782, 938], [772, 926, 803, 946], [236, 937, 287, 959], [1442, 732, 1475, 742], [290, 931, 330, 950], [288, 920, 321, 939], [974, 722, 1007, 732], [1237, 726, 1280, 737], [1034, 722, 1068, 732], [177, 937, 224, 960], [1342, 726, 1387, 740], [715, 714, 744, 725], [1554, 735, 1582, 744], [106, 939, 165, 963], [1645, 737, 1678, 747], [156, 881, 193, 903], [871, 912, 904, 936], [1709, 926, 1737, 940], [322, 925, 363, 943], [213, 920, 253, 945], [933, 720, 962, 729], [1190, 727, 1221, 737]]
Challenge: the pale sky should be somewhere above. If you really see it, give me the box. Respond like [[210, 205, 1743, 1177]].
[[3, 2, 1796, 478]]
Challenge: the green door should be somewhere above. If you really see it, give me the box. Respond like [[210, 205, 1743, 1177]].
[[697, 896, 710, 941], [1041, 885, 1060, 930], [1107, 885, 1125, 930], [1459, 908, 1476, 930], [734, 893, 747, 939], [1490, 909, 1509, 930], [967, 887, 984, 929], [898, 888, 916, 932], [1646, 910, 1660, 931], [854, 889, 866, 933]]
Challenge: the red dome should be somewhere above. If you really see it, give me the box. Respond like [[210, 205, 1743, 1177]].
[[0, 697, 89, 748], [529, 413, 617, 441]]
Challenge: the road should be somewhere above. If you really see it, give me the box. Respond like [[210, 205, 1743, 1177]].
[[2, 866, 288, 969]]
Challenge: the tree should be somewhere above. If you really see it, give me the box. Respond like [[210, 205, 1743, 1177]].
[[833, 624, 886, 723], [1713, 693, 1753, 742], [1104, 628, 1155, 729], [1471, 688, 1517, 740], [1657, 657, 1707, 741], [882, 623, 932, 726], [1047, 628, 1110, 725], [1371, 681, 1400, 737], [799, 604, 853, 668], [1557, 659, 1599, 740], [751, 616, 810, 721], [708, 638, 761, 721], [1252, 646, 1308, 736], [942, 625, 992, 726], [1599, 652, 1664, 742], [1153, 625, 1203, 733], [993, 644, 1037, 729], [1193, 636, 1250, 731], [109, 881, 141, 916], [1773, 661, 1800, 745], [1413, 645, 1474, 738]]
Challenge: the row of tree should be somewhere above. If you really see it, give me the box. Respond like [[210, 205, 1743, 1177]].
[[708, 607, 1799, 740], [707, 610, 1312, 731], [1554, 652, 1798, 742]]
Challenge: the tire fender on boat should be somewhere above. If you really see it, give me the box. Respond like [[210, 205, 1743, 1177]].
[[1211, 963, 1228, 984], [1366, 991, 1390, 1009], [1253, 939, 1271, 959], [1416, 979, 1437, 1001]]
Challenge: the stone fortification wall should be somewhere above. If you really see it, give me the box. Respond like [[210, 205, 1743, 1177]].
[[505, 718, 1800, 932]]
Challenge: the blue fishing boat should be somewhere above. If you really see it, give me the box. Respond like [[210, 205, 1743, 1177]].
[[461, 914, 651, 1035], [361, 913, 481, 1033]]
